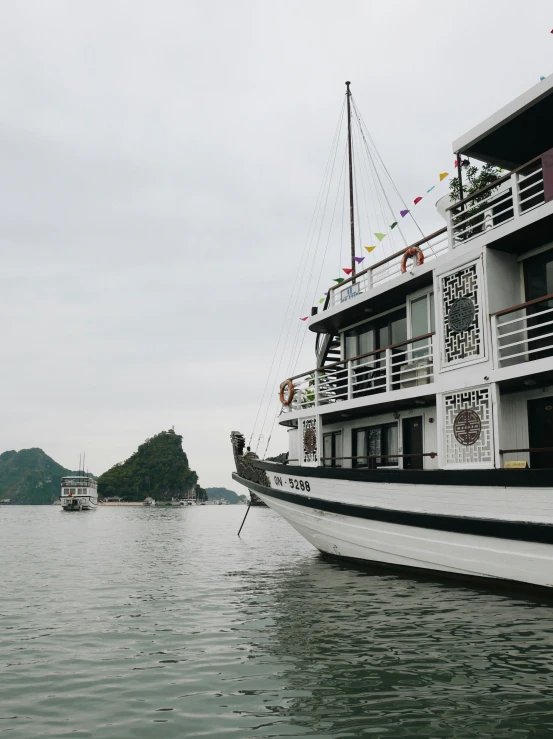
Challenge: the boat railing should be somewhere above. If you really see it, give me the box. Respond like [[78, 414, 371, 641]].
[[327, 229, 449, 308], [320, 452, 438, 468], [447, 154, 546, 247], [283, 332, 435, 411], [490, 293, 553, 368]]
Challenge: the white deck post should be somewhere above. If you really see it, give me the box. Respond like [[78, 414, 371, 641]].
[[314, 369, 320, 406], [511, 172, 521, 219], [347, 360, 353, 400], [385, 348, 392, 391], [490, 314, 499, 369]]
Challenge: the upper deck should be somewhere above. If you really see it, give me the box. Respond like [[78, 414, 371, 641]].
[[61, 476, 97, 489], [278, 80, 553, 427]]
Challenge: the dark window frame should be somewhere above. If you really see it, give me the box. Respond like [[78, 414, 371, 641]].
[[353, 422, 398, 469], [323, 430, 343, 468]]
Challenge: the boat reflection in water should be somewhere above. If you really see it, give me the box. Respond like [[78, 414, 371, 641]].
[[234, 553, 553, 737]]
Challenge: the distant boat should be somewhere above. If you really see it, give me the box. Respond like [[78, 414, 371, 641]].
[[60, 475, 98, 511], [143, 497, 156, 506]]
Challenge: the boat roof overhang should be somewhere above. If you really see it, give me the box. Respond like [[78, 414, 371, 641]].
[[452, 75, 553, 169], [309, 265, 434, 335]]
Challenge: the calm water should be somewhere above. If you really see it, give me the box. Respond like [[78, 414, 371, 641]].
[[2, 507, 553, 738]]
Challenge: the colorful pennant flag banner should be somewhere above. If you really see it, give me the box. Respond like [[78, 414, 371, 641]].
[[354, 256, 365, 264], [343, 268, 353, 275], [400, 209, 409, 217], [414, 196, 423, 205], [365, 246, 376, 253], [333, 277, 344, 284], [426, 186, 435, 193], [390, 221, 398, 230], [439, 172, 448, 181], [375, 232, 386, 241], [300, 316, 308, 321]]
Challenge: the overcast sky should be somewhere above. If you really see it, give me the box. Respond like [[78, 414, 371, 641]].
[[1, 0, 551, 489]]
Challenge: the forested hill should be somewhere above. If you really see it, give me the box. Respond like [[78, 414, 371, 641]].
[[98, 430, 206, 502], [0, 448, 72, 505], [206, 487, 247, 504]]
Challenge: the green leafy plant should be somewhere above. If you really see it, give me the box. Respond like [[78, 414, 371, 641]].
[[449, 162, 503, 204]]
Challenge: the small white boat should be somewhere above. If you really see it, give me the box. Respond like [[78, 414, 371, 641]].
[[143, 497, 156, 506], [60, 475, 98, 511]]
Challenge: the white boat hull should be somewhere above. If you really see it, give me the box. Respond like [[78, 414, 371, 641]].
[[233, 467, 553, 590], [61, 497, 98, 511]]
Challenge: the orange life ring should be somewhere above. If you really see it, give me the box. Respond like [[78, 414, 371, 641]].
[[400, 246, 424, 273], [279, 379, 295, 406]]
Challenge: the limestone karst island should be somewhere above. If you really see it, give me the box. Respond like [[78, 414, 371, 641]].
[[0, 430, 245, 506]]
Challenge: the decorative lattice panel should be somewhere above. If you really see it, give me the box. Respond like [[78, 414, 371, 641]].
[[302, 417, 318, 464], [442, 263, 481, 364], [444, 387, 492, 466]]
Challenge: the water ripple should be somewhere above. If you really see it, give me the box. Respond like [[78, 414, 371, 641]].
[[1, 506, 553, 737]]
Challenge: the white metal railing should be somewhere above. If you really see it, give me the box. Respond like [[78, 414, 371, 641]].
[[449, 158, 545, 247], [284, 334, 434, 412], [492, 295, 553, 368], [329, 231, 449, 307]]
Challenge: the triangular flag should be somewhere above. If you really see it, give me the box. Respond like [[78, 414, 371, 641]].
[[343, 268, 353, 275], [354, 256, 365, 264], [300, 316, 308, 321], [319, 298, 325, 303], [364, 246, 376, 253], [375, 232, 386, 241], [426, 186, 435, 193], [454, 159, 459, 168], [439, 172, 448, 181], [390, 222, 398, 230], [400, 209, 409, 217], [541, 76, 546, 81], [414, 196, 423, 205], [333, 278, 344, 283]]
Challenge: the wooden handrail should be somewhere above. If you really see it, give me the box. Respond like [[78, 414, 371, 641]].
[[285, 332, 435, 383], [499, 447, 553, 454], [320, 452, 437, 461], [328, 227, 447, 292], [445, 153, 543, 213], [490, 292, 553, 318]]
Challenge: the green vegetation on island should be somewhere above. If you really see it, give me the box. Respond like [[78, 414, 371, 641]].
[[206, 487, 247, 504], [0, 448, 74, 505], [98, 430, 206, 502]]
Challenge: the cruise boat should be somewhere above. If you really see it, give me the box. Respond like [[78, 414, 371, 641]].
[[232, 78, 553, 590], [143, 497, 156, 506], [60, 474, 98, 511]]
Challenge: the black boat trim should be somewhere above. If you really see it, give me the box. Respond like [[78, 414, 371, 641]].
[[254, 460, 553, 488], [232, 472, 553, 545]]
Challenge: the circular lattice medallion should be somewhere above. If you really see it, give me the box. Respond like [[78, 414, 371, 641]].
[[453, 409, 481, 446], [304, 427, 317, 454], [448, 297, 475, 332]]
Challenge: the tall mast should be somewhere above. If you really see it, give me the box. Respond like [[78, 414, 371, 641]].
[[345, 81, 356, 277]]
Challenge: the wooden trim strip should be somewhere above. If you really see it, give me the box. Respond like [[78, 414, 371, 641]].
[[490, 292, 553, 317]]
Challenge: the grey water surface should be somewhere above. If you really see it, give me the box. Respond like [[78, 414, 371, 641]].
[[2, 505, 553, 738]]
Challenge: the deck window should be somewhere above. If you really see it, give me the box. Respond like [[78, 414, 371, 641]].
[[353, 423, 398, 468], [323, 431, 342, 467]]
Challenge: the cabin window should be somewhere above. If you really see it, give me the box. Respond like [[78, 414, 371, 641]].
[[344, 309, 406, 359], [409, 292, 434, 359], [353, 423, 398, 468], [323, 431, 342, 467], [70, 489, 76, 494]]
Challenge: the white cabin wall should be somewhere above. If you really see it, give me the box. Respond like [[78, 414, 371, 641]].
[[484, 249, 522, 315], [499, 385, 553, 466], [288, 428, 300, 464], [321, 406, 438, 470]]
